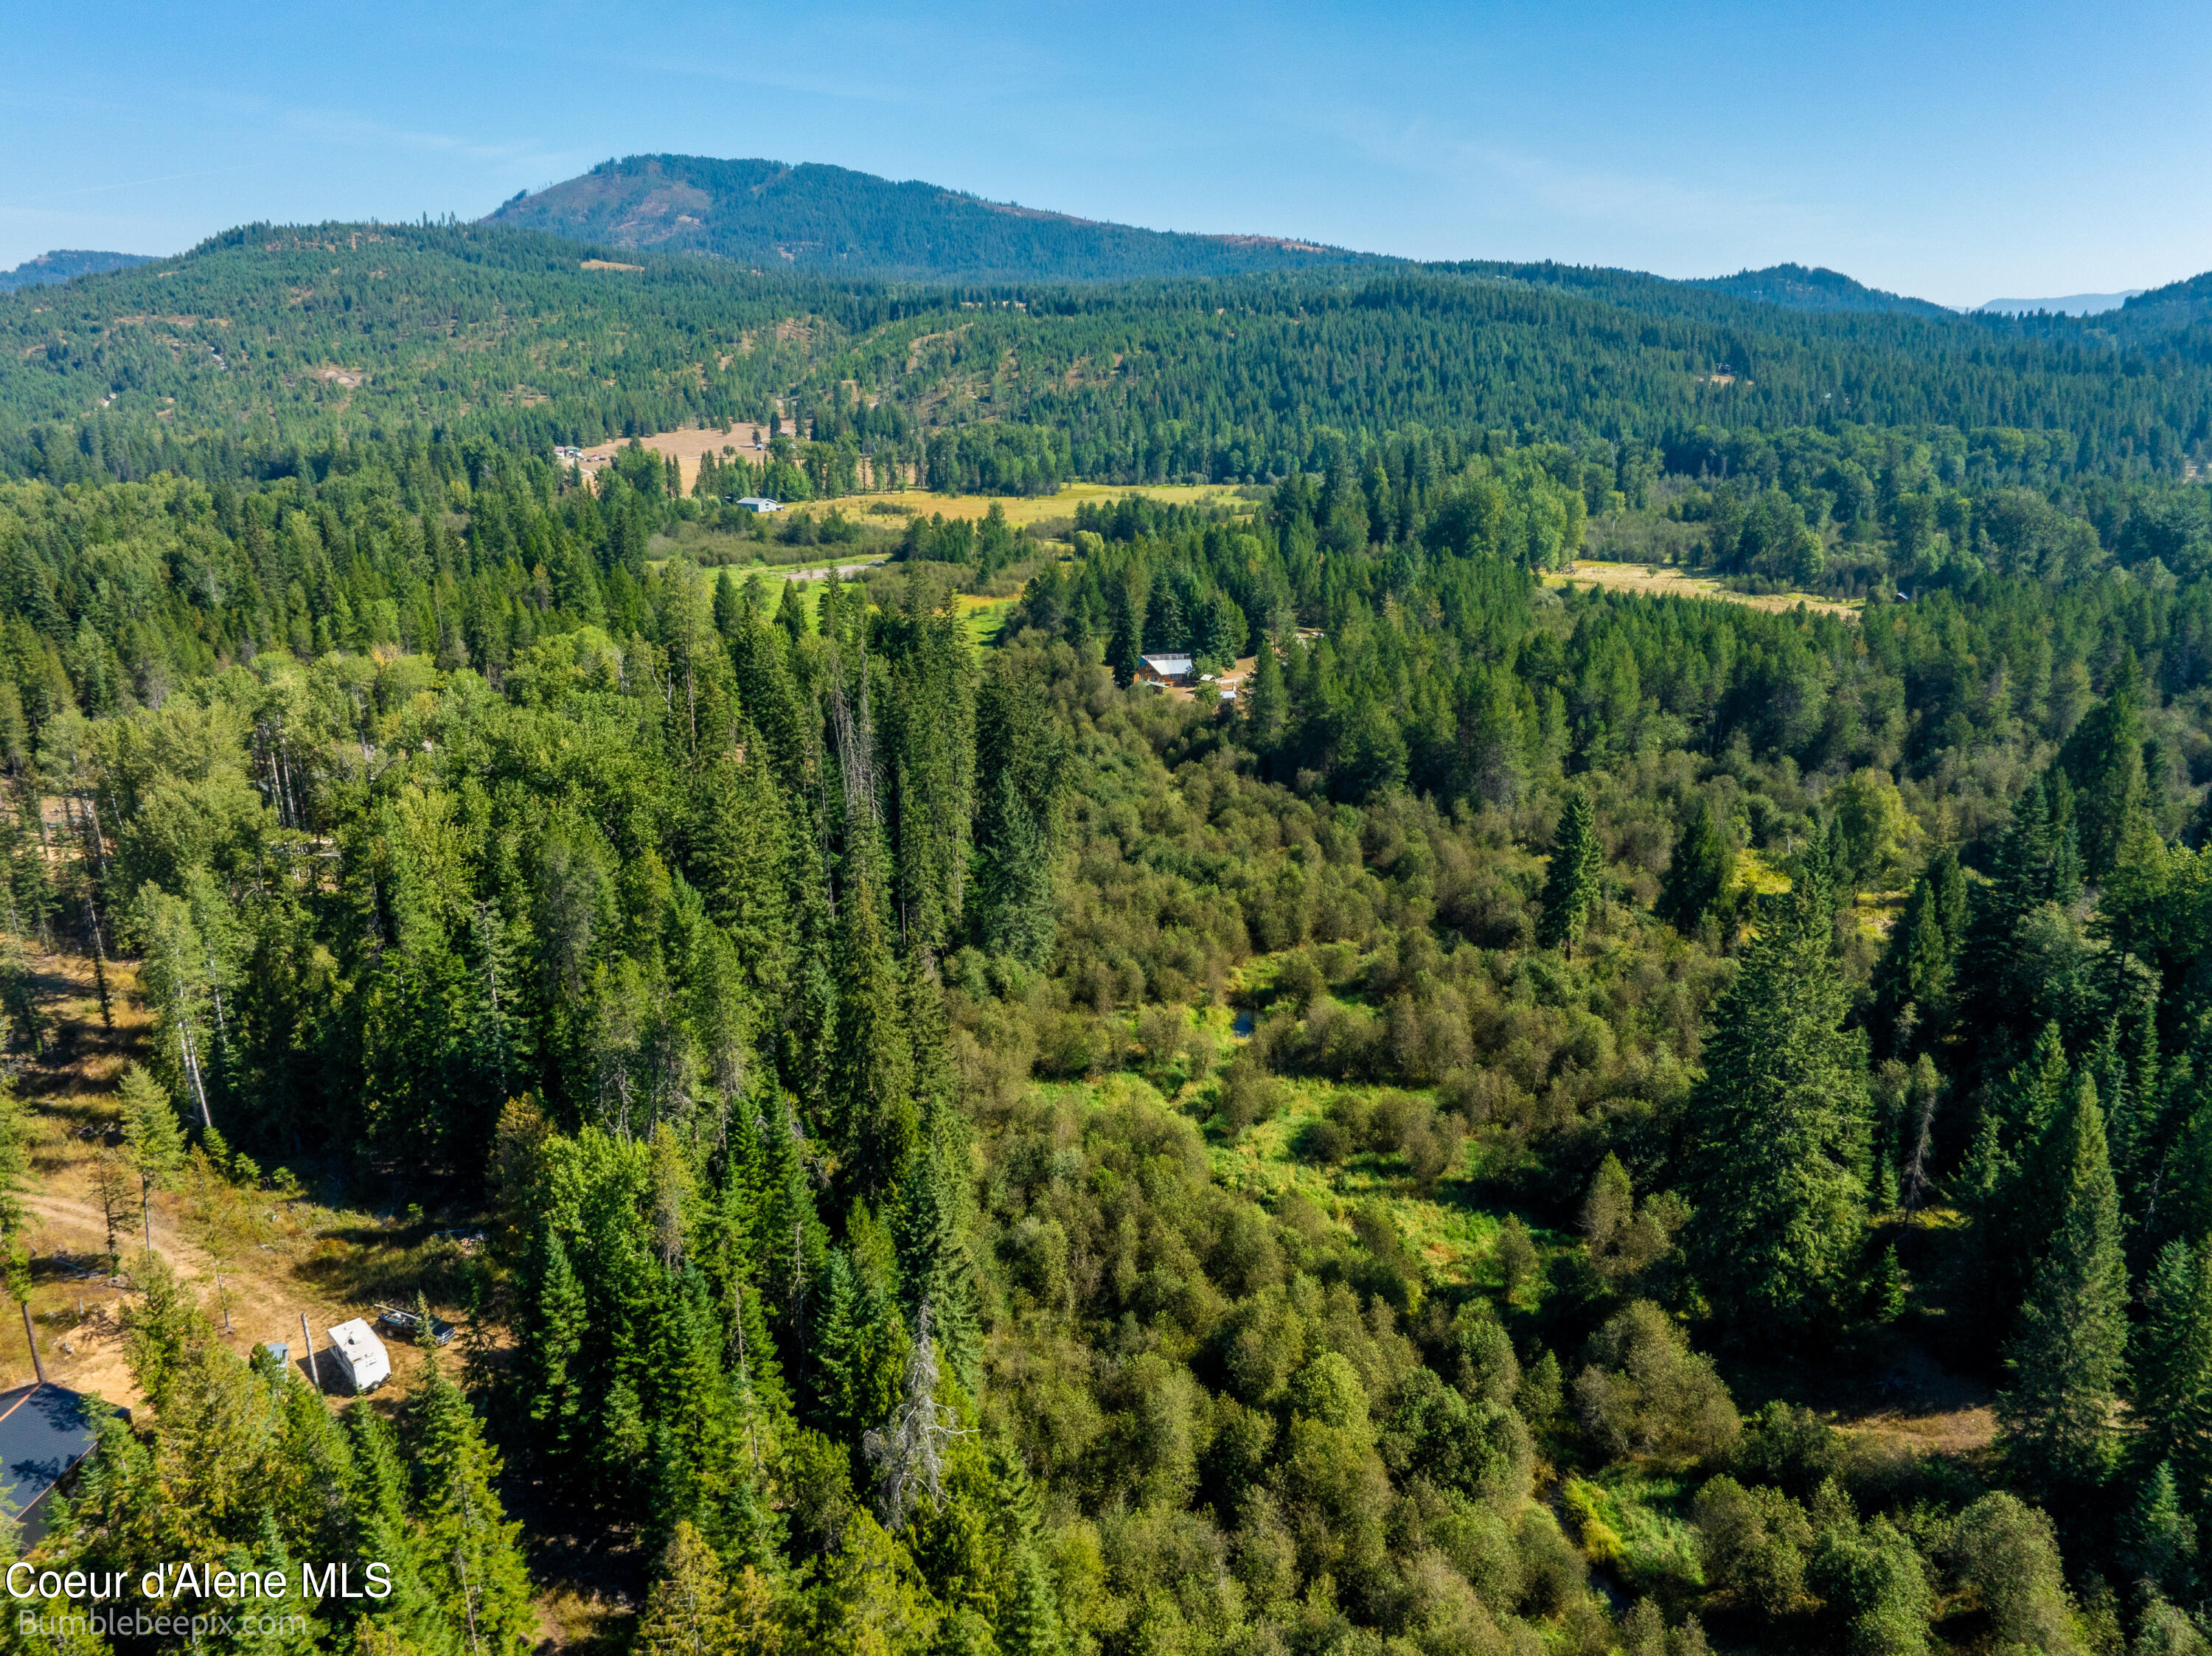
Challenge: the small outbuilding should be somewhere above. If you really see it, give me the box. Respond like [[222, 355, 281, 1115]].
[[1136, 653, 1194, 686], [734, 496, 782, 514], [323, 1320, 392, 1394]]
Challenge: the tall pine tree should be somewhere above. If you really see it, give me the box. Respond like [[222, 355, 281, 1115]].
[[1244, 634, 1289, 770], [409, 1335, 535, 1656], [1870, 848, 1964, 1059], [830, 866, 917, 1201], [971, 656, 1065, 968], [1997, 1081, 2129, 1493], [1659, 795, 1732, 939], [1683, 882, 1871, 1332], [881, 603, 976, 953], [633, 1522, 750, 1656], [2063, 650, 2149, 883], [347, 1405, 460, 1656], [2135, 1236, 2212, 1499], [897, 961, 981, 1399], [1537, 786, 1602, 956]]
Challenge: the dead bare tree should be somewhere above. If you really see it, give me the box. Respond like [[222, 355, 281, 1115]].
[[863, 1300, 970, 1531]]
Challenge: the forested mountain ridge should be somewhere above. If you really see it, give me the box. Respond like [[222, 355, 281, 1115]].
[[478, 156, 1976, 322], [11, 217, 2212, 497], [2112, 271, 2212, 333], [0, 221, 883, 475], [484, 154, 1383, 282], [0, 248, 154, 293], [1686, 262, 1955, 317], [1980, 291, 2144, 318]]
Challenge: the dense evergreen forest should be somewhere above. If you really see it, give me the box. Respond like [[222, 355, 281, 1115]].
[[9, 198, 2212, 1656], [0, 251, 152, 296], [12, 216, 2212, 504]]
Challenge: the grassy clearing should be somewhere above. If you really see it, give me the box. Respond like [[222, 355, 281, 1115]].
[[1562, 1471, 1705, 1592], [1733, 846, 1792, 897], [726, 551, 891, 583], [1210, 1094, 1509, 1278], [830, 481, 1256, 529], [956, 591, 1020, 646], [1545, 559, 1861, 620], [646, 537, 893, 577], [640, 554, 1020, 647], [529, 1582, 637, 1656], [1851, 888, 1907, 940]]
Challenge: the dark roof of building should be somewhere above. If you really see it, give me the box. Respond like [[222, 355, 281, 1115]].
[[0, 1384, 125, 1544]]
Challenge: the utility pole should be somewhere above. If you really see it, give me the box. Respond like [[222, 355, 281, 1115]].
[[21, 1302, 46, 1386], [299, 1313, 322, 1395]]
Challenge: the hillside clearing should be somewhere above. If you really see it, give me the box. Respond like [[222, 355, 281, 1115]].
[[831, 480, 1250, 526], [3, 950, 473, 1411], [1547, 558, 1862, 619], [568, 422, 779, 489]]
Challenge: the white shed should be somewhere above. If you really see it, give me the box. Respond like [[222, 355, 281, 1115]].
[[734, 496, 782, 514], [323, 1320, 392, 1394]]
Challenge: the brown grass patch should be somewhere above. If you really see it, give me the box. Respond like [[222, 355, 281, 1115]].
[[1548, 560, 1861, 619], [832, 480, 1248, 529], [571, 423, 780, 488]]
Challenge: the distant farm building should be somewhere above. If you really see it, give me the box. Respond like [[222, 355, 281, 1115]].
[[0, 1384, 125, 1547], [735, 496, 782, 514], [1136, 654, 1194, 686], [323, 1320, 392, 1394]]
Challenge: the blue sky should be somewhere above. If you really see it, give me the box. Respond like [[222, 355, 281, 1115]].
[[5, 0, 2208, 307]]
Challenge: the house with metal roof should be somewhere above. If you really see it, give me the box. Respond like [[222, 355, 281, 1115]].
[[1135, 653, 1194, 686], [0, 1384, 125, 1547]]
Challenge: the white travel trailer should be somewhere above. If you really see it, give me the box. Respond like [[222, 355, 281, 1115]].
[[322, 1319, 392, 1393]]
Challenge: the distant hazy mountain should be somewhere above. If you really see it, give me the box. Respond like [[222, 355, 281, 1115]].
[[1686, 263, 1952, 317], [484, 155, 1380, 282], [0, 249, 155, 293], [1977, 291, 2143, 316]]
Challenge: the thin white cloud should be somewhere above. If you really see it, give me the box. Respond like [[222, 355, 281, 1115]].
[[1, 164, 257, 209], [1313, 105, 1832, 257], [140, 89, 592, 187], [273, 105, 575, 170]]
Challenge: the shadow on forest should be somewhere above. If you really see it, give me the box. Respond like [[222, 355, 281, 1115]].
[[513, 1488, 646, 1656], [1705, 1215, 1997, 1475], [289, 1222, 479, 1308]]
